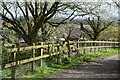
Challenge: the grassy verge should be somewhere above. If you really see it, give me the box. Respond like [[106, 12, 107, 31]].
[[0, 69, 11, 79], [22, 48, 119, 78], [49, 48, 119, 69], [23, 65, 62, 78]]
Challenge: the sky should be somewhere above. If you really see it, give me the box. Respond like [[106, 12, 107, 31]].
[[0, 0, 119, 22], [58, 2, 118, 22], [1, 0, 119, 2]]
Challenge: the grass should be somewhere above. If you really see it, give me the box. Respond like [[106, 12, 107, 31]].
[[0, 69, 11, 79], [49, 48, 119, 69], [23, 65, 62, 78], [0, 48, 119, 78], [22, 48, 119, 78]]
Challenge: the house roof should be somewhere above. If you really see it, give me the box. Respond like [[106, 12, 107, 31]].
[[70, 28, 82, 39]]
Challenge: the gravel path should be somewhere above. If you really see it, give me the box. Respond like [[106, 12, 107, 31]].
[[50, 54, 120, 79]]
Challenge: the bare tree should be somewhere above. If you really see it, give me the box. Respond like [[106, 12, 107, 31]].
[[80, 16, 113, 40], [0, 1, 77, 45], [0, 1, 103, 45]]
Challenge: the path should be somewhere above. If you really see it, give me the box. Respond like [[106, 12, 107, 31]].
[[50, 54, 120, 79]]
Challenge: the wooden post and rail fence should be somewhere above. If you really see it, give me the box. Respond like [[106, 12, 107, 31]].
[[1, 40, 119, 78]]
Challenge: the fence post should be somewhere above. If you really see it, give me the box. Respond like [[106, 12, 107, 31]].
[[52, 42, 55, 53], [67, 40, 71, 57], [109, 42, 111, 48], [41, 42, 44, 67], [48, 43, 50, 55], [76, 40, 79, 54], [11, 44, 16, 79], [96, 42, 97, 52], [104, 42, 107, 50], [98, 42, 100, 51], [63, 41, 65, 54], [114, 42, 115, 49], [81, 41, 84, 54], [95, 42, 97, 52], [31, 43, 35, 74], [57, 41, 61, 63], [93, 42, 96, 53], [83, 41, 86, 54], [90, 42, 92, 52]]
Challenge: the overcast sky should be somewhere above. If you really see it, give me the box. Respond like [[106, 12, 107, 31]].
[[1, 0, 119, 22], [1, 0, 119, 2]]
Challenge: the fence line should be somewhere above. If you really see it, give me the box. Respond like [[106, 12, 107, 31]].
[[2, 41, 119, 78]]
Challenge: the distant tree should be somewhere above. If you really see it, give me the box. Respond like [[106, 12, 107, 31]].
[[99, 25, 118, 41], [80, 16, 113, 40]]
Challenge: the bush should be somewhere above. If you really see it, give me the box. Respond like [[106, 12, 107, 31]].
[[62, 57, 72, 64], [2, 46, 11, 64]]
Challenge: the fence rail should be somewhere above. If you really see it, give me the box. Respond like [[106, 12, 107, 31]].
[[1, 41, 119, 78]]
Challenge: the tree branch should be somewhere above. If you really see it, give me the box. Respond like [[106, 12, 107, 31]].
[[27, 2, 35, 18], [47, 11, 75, 27], [2, 2, 15, 20], [45, 2, 59, 16], [80, 22, 94, 40]]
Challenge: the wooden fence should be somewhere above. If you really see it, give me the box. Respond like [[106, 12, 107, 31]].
[[2, 41, 120, 78]]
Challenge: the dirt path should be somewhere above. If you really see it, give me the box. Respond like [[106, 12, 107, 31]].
[[50, 54, 120, 79]]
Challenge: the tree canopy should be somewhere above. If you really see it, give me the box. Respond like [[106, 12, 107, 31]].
[[0, 1, 117, 45]]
